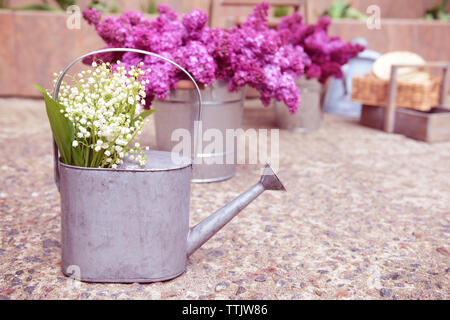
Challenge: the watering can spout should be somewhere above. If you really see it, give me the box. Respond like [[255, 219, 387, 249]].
[[186, 164, 286, 257]]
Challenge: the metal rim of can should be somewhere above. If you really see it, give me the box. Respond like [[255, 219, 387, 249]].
[[58, 160, 192, 172]]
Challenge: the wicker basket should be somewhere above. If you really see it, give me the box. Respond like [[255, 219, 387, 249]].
[[352, 73, 441, 111]]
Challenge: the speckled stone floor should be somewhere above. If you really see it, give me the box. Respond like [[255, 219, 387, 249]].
[[0, 97, 449, 300]]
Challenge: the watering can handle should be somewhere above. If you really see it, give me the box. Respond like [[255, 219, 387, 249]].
[[51, 48, 203, 191]]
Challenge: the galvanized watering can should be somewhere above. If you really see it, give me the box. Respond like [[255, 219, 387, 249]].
[[52, 48, 286, 283]]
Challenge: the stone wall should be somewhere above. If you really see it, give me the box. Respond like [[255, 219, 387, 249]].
[[0, 10, 107, 96]]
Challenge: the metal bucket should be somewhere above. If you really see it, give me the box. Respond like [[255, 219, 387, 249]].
[[274, 77, 322, 131], [153, 80, 245, 183]]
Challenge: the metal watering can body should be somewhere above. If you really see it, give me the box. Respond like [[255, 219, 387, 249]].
[[60, 151, 192, 282], [53, 49, 285, 283]]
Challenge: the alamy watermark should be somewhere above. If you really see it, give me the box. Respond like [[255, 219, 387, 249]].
[[366, 5, 381, 30], [170, 121, 280, 172], [66, 5, 81, 30], [366, 265, 382, 290], [65, 264, 81, 289]]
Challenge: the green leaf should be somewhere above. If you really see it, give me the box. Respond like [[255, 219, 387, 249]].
[[345, 8, 367, 20], [35, 85, 74, 164], [134, 109, 157, 122], [71, 145, 84, 167], [328, 1, 349, 18], [55, 0, 76, 10], [109, 0, 119, 13]]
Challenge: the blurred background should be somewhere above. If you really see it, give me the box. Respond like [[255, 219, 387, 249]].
[[1, 0, 449, 97]]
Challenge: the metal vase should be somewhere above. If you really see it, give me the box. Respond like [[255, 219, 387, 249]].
[[323, 38, 381, 118], [153, 80, 245, 183], [274, 77, 323, 131]]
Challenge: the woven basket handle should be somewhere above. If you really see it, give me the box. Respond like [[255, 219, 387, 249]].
[[51, 48, 203, 191]]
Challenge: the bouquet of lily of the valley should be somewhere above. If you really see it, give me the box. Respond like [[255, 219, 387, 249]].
[[36, 61, 156, 168]]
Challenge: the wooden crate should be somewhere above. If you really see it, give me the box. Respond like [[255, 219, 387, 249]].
[[352, 73, 441, 111], [355, 62, 449, 137], [360, 105, 450, 143]]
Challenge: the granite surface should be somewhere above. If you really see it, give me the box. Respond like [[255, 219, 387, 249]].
[[0, 98, 449, 300]]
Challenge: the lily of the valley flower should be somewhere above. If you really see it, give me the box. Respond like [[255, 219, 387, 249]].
[[54, 61, 151, 168]]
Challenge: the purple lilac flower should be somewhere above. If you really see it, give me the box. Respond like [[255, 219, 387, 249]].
[[206, 2, 308, 112], [82, 3, 309, 113], [182, 9, 209, 40], [82, 8, 102, 26], [277, 14, 364, 84]]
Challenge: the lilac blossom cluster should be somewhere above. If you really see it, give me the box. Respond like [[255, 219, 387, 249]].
[[209, 3, 309, 112], [277, 13, 364, 84], [82, 6, 215, 106], [83, 3, 308, 113]]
